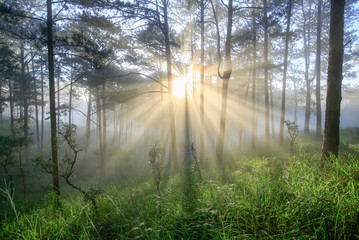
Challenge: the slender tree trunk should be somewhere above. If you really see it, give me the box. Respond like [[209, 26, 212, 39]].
[[294, 80, 298, 123], [239, 70, 251, 149], [0, 81, 2, 122], [95, 85, 103, 177], [41, 60, 45, 155], [200, 0, 205, 164], [20, 42, 30, 167], [315, 0, 323, 137], [251, 2, 257, 150], [68, 67, 73, 125], [279, 0, 292, 145], [31, 55, 40, 154], [57, 67, 60, 132], [264, 0, 270, 148], [302, 0, 312, 133], [83, 88, 92, 161], [216, 0, 233, 165], [322, 0, 345, 158], [102, 82, 107, 170], [9, 79, 15, 138], [270, 74, 274, 139], [162, 0, 178, 170], [47, 0, 60, 196]]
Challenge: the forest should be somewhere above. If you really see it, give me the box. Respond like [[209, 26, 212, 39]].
[[0, 0, 359, 239]]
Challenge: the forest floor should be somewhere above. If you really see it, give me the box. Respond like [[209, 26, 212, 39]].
[[1, 128, 359, 239]]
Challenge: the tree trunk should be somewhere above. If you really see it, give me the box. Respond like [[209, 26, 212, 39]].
[[47, 0, 60, 196], [40, 59, 45, 155], [251, 1, 257, 151], [264, 0, 270, 148], [57, 67, 60, 132], [199, 0, 205, 164], [294, 80, 298, 123], [270, 74, 274, 139], [162, 0, 178, 170], [68, 67, 73, 125], [95, 85, 104, 177], [321, 0, 345, 158], [279, 0, 292, 145], [216, 0, 233, 165], [315, 0, 323, 137], [83, 88, 92, 162], [102, 82, 107, 170], [9, 79, 15, 138], [20, 41, 30, 166], [32, 55, 40, 154], [302, 0, 312, 133]]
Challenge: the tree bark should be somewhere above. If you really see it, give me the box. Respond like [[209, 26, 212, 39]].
[[321, 0, 345, 158], [264, 0, 270, 148], [302, 0, 312, 133], [216, 0, 233, 165], [95, 85, 104, 177], [31, 54, 40, 154], [20, 41, 30, 166], [40, 59, 45, 155], [315, 0, 323, 137], [9, 79, 15, 138], [57, 67, 60, 132], [200, 0, 205, 164], [279, 0, 292, 145], [68, 66, 73, 125], [251, 1, 257, 151], [47, 0, 60, 196], [83, 88, 92, 162], [162, 0, 178, 170], [101, 81, 107, 170]]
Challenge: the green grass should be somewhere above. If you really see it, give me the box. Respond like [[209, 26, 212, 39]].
[[1, 150, 359, 239], [1, 128, 359, 239]]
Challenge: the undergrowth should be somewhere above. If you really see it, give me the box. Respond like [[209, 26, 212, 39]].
[[1, 152, 359, 239]]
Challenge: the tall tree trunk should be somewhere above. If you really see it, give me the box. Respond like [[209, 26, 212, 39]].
[[293, 80, 298, 123], [9, 79, 15, 138], [95, 85, 104, 177], [270, 74, 274, 139], [216, 0, 233, 165], [83, 88, 92, 162], [47, 0, 60, 196], [279, 0, 293, 145], [162, 0, 178, 170], [57, 67, 60, 132], [264, 0, 270, 148], [68, 67, 73, 125], [199, 0, 205, 164], [251, 1, 257, 150], [40, 59, 44, 155], [302, 0, 312, 133], [32, 55, 40, 154], [101, 82, 107, 170], [321, 0, 345, 158], [315, 0, 323, 137], [20, 42, 30, 167]]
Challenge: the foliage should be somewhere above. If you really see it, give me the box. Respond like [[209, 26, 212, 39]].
[[0, 180, 19, 225], [2, 151, 359, 239], [284, 120, 299, 153], [148, 144, 163, 196], [34, 124, 101, 210], [191, 143, 202, 182], [0, 136, 29, 167]]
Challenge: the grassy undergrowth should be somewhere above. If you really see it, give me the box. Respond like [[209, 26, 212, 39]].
[[1, 150, 359, 239]]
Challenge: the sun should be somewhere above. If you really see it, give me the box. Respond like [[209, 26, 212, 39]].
[[172, 77, 186, 98]]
